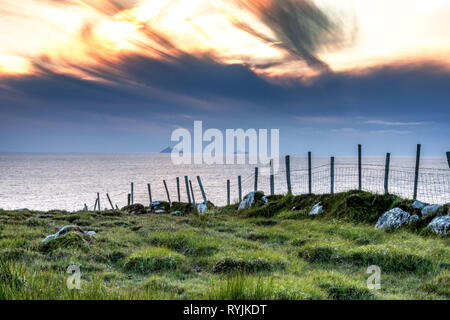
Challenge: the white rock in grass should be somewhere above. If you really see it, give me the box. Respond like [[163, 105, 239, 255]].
[[375, 208, 411, 230], [427, 216, 450, 236], [412, 200, 428, 210], [197, 203, 208, 213], [238, 191, 267, 210], [421, 204, 443, 218], [309, 203, 324, 215], [85, 231, 96, 236], [42, 234, 57, 243]]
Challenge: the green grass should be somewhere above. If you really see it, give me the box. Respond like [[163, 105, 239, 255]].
[[0, 191, 448, 300]]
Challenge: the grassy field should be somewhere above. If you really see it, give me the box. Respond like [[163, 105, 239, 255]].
[[0, 190, 448, 300]]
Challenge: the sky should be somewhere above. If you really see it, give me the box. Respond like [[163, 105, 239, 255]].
[[0, 0, 449, 156]]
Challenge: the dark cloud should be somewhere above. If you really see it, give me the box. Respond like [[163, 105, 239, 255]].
[[231, 0, 349, 70]]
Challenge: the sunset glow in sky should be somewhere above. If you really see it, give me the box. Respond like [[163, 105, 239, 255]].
[[0, 1, 449, 155], [1, 0, 449, 78]]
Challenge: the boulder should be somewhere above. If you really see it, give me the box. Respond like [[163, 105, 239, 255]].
[[42, 225, 96, 243], [155, 209, 166, 214], [421, 204, 443, 218], [170, 210, 183, 216], [375, 208, 413, 230], [427, 216, 450, 236], [412, 200, 428, 210], [238, 191, 268, 210], [309, 203, 324, 215]]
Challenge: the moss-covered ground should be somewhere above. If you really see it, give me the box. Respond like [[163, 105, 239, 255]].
[[0, 190, 448, 300]]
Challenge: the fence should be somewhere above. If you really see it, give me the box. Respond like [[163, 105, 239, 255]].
[[89, 145, 450, 210]]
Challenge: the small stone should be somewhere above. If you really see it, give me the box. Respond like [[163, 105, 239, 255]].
[[412, 200, 428, 210], [421, 204, 443, 218], [171, 211, 183, 216], [427, 216, 450, 236], [375, 208, 411, 230], [238, 191, 267, 210], [85, 231, 96, 236], [42, 234, 57, 243], [309, 203, 324, 215], [155, 209, 166, 214], [197, 203, 208, 213]]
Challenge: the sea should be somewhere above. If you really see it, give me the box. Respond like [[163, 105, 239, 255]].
[[0, 153, 448, 211]]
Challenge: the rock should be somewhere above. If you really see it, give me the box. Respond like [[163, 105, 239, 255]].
[[42, 225, 87, 243], [85, 231, 96, 236], [238, 191, 268, 210], [150, 201, 162, 208], [197, 203, 208, 213], [427, 216, 450, 235], [410, 215, 419, 223], [421, 204, 443, 218], [42, 234, 57, 243], [155, 209, 166, 214], [375, 208, 412, 230], [412, 200, 428, 209], [309, 203, 324, 215], [170, 211, 183, 216]]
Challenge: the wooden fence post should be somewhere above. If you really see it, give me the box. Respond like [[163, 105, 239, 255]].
[[189, 180, 196, 205], [358, 144, 362, 190], [330, 157, 335, 194], [413, 144, 421, 200], [147, 183, 152, 205], [176, 177, 181, 202], [384, 153, 390, 194], [127, 193, 131, 206], [227, 180, 230, 205], [115, 205, 119, 210], [285, 155, 292, 194], [254, 167, 258, 191], [97, 192, 100, 211], [197, 176, 207, 203], [184, 176, 191, 203], [130, 182, 134, 205], [308, 151, 312, 194], [270, 159, 274, 195], [446, 151, 450, 169], [94, 198, 98, 211], [163, 180, 171, 207], [238, 176, 242, 202], [106, 193, 114, 210]]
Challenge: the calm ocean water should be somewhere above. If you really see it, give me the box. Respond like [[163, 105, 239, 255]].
[[0, 153, 448, 211]]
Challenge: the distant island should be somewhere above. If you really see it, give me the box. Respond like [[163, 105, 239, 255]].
[[160, 146, 182, 154]]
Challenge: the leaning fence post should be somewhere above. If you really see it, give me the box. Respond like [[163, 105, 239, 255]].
[[97, 192, 100, 211], [184, 176, 191, 203], [285, 155, 292, 194], [197, 176, 207, 203], [358, 144, 362, 190], [163, 180, 171, 207], [176, 177, 181, 202], [238, 176, 242, 202], [254, 167, 258, 191], [330, 157, 335, 194], [308, 152, 312, 194], [413, 144, 421, 200], [147, 183, 152, 205], [227, 180, 230, 206], [130, 182, 134, 205], [115, 205, 119, 210], [270, 159, 274, 195], [94, 198, 98, 211], [446, 151, 450, 169], [189, 180, 196, 205], [384, 153, 390, 194], [106, 193, 114, 210], [127, 193, 131, 206]]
